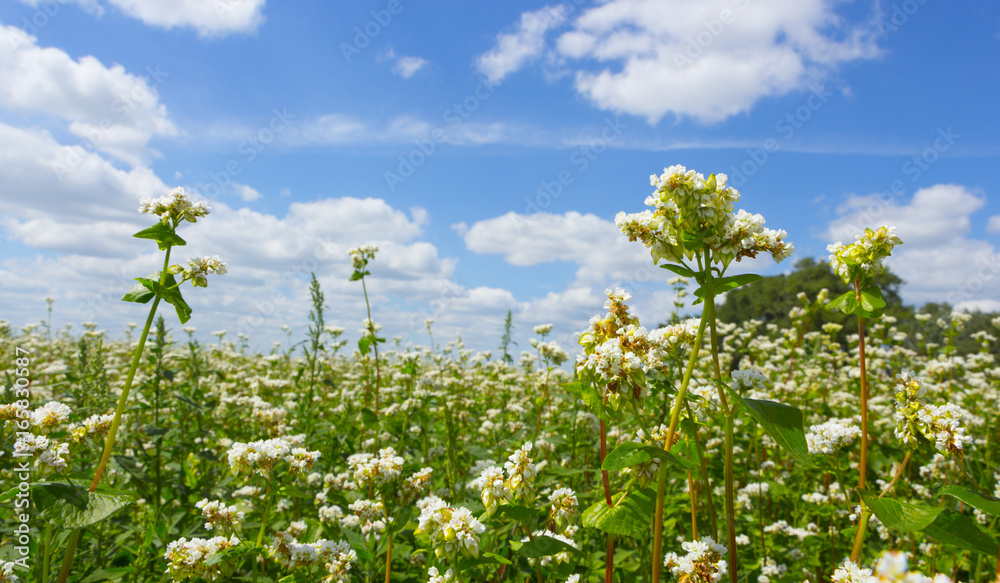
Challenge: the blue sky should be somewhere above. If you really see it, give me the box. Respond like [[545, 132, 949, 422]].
[[1, 0, 999, 354]]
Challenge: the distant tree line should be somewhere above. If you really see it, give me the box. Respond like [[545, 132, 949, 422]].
[[711, 257, 998, 357]]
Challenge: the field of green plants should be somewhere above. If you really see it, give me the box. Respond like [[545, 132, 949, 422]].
[[2, 166, 999, 583]]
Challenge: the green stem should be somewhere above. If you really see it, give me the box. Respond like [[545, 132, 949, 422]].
[[850, 280, 870, 563], [58, 248, 172, 583], [361, 276, 382, 418], [705, 289, 737, 583], [653, 267, 711, 583]]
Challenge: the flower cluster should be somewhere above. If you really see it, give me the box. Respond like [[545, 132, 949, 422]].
[[268, 532, 357, 583], [347, 447, 404, 489], [892, 371, 973, 456], [414, 499, 486, 559], [805, 418, 862, 455], [139, 187, 211, 225], [662, 536, 729, 583], [195, 499, 244, 535], [730, 369, 767, 394], [503, 441, 537, 501], [831, 560, 877, 583], [227, 437, 320, 478], [70, 413, 120, 442], [14, 433, 68, 471], [348, 245, 378, 272], [616, 165, 792, 267], [576, 287, 655, 402], [180, 256, 229, 287], [548, 487, 578, 530], [163, 535, 240, 582], [625, 424, 678, 487], [827, 226, 902, 288], [473, 465, 509, 516], [0, 560, 20, 583], [401, 467, 434, 502], [30, 401, 71, 429]]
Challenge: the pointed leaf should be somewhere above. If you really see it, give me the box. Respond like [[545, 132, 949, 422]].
[[858, 285, 886, 319], [122, 281, 155, 303], [601, 441, 695, 473], [582, 487, 656, 537], [562, 381, 614, 423], [358, 336, 372, 356], [133, 222, 186, 250], [694, 274, 762, 298], [937, 485, 1000, 518], [727, 385, 815, 468], [33, 484, 136, 529], [360, 407, 378, 427], [135, 275, 192, 324], [493, 504, 542, 523], [826, 290, 859, 316], [510, 535, 582, 559], [658, 264, 696, 278], [862, 492, 998, 557]]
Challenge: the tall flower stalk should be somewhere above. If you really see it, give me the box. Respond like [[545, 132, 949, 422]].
[[57, 188, 226, 583], [616, 165, 793, 583], [349, 245, 384, 416], [825, 226, 902, 562]]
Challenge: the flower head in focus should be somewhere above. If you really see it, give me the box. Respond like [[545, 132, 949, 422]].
[[139, 187, 210, 225]]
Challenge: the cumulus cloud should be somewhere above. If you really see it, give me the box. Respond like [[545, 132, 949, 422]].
[[476, 5, 569, 83], [105, 0, 266, 37], [0, 24, 177, 165], [477, 0, 880, 123], [393, 56, 429, 78], [825, 184, 1000, 310]]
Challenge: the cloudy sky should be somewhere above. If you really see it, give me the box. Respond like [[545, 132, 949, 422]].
[[1, 0, 999, 355]]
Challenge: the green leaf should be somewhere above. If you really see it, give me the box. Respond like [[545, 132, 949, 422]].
[[562, 381, 615, 423], [493, 504, 542, 523], [826, 290, 859, 316], [862, 493, 999, 557], [510, 535, 582, 559], [727, 385, 815, 468], [936, 485, 1000, 518], [358, 336, 372, 356], [122, 282, 155, 304], [360, 408, 378, 427], [693, 273, 762, 299], [658, 264, 696, 278], [133, 222, 186, 250], [582, 487, 656, 537], [113, 455, 146, 481], [33, 485, 136, 529], [858, 285, 886, 319], [601, 441, 695, 473], [457, 552, 512, 570], [135, 275, 192, 324]]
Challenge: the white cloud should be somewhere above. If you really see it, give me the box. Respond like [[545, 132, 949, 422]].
[[477, 0, 880, 123], [233, 182, 262, 202], [825, 184, 1000, 309], [15, 0, 103, 16], [393, 56, 429, 79], [988, 214, 1000, 235], [0, 24, 177, 165], [476, 5, 568, 83], [105, 0, 266, 37]]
